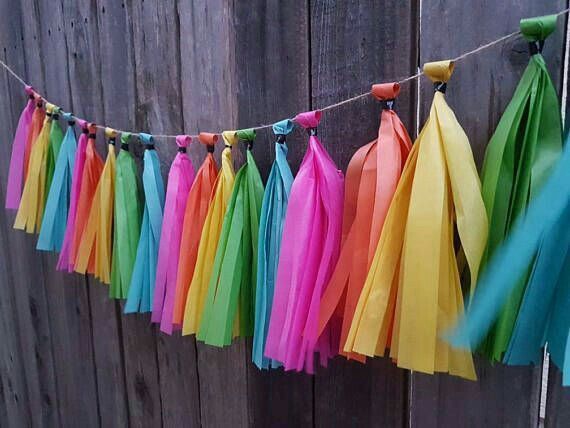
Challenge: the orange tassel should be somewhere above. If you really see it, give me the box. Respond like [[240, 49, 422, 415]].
[[70, 124, 104, 272]]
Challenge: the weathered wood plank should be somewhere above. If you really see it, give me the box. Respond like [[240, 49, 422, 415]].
[[60, 1, 131, 426], [0, 4, 32, 425], [128, 1, 202, 426], [229, 1, 315, 427], [3, 1, 62, 425], [413, 2, 566, 427], [92, 1, 164, 427], [310, 1, 417, 426], [177, 1, 254, 427], [34, 1, 101, 426]]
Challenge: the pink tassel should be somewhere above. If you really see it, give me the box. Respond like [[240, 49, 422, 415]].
[[265, 111, 344, 373], [57, 119, 89, 272], [152, 135, 195, 334], [6, 86, 36, 209]]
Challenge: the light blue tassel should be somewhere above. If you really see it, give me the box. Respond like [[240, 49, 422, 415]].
[[37, 113, 77, 251], [450, 134, 570, 382], [252, 119, 294, 369], [125, 133, 165, 313]]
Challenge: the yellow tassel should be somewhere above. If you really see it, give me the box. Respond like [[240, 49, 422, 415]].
[[182, 131, 237, 335], [345, 61, 487, 380]]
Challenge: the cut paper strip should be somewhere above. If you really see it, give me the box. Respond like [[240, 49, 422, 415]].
[[37, 113, 77, 251], [478, 14, 563, 361], [264, 111, 344, 373], [152, 135, 195, 334], [111, 133, 142, 300], [197, 129, 264, 346], [74, 128, 116, 283], [317, 83, 412, 363], [125, 134, 165, 310], [345, 61, 487, 380], [449, 133, 570, 384], [6, 86, 36, 209], [44, 105, 64, 199], [253, 120, 294, 369], [182, 130, 237, 335], [69, 124, 104, 272], [172, 132, 218, 329], [23, 96, 46, 190], [14, 102, 54, 233], [57, 119, 89, 271]]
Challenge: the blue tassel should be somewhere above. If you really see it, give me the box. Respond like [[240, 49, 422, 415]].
[[37, 113, 77, 252], [252, 119, 294, 369], [450, 134, 570, 383], [125, 134, 165, 313]]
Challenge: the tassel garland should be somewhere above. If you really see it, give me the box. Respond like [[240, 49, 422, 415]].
[[197, 129, 264, 346], [37, 113, 77, 251], [182, 131, 237, 335], [14, 102, 54, 233], [477, 14, 563, 361], [172, 133, 218, 329], [125, 134, 165, 310], [6, 85, 36, 209], [111, 133, 142, 300], [252, 120, 294, 369], [152, 135, 195, 334], [264, 111, 344, 373], [74, 128, 116, 283], [70, 124, 105, 275], [318, 83, 412, 363]]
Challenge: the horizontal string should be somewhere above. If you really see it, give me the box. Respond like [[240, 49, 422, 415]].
[[0, 7, 568, 141]]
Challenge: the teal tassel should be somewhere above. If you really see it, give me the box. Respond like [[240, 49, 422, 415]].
[[125, 134, 165, 312], [37, 114, 77, 252]]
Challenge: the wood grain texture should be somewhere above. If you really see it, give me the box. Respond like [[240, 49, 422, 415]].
[[310, 1, 417, 426], [413, 1, 567, 427], [60, 1, 130, 426], [231, 1, 315, 427], [1, 0, 570, 426], [35, 2, 101, 426], [5, 1, 61, 426], [0, 2, 31, 425], [128, 1, 202, 426]]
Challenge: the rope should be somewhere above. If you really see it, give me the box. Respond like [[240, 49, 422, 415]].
[[1, 7, 568, 141]]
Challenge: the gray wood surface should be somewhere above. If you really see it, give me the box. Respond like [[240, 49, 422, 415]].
[[0, 1, 569, 427]]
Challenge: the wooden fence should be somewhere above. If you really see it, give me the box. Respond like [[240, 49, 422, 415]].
[[0, 0, 569, 426]]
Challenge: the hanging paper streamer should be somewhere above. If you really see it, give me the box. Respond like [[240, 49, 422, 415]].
[[449, 134, 570, 384], [111, 133, 142, 300], [252, 120, 294, 369], [264, 111, 344, 373], [57, 120, 89, 271], [125, 134, 165, 310], [14, 102, 54, 233], [477, 15, 563, 361], [37, 113, 77, 252], [182, 131, 237, 335], [44, 106, 64, 198], [6, 86, 36, 209], [318, 83, 412, 363], [152, 135, 195, 334], [197, 129, 264, 346], [22, 95, 46, 195], [70, 124, 104, 271], [172, 133, 218, 329], [345, 61, 487, 380], [74, 128, 116, 283]]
